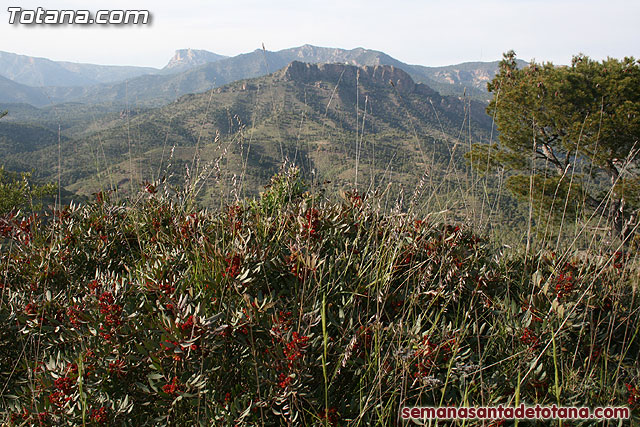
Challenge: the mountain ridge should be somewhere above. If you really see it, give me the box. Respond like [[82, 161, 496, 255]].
[[0, 50, 159, 87], [3, 60, 493, 200], [0, 45, 522, 107], [0, 75, 52, 105], [162, 49, 227, 73]]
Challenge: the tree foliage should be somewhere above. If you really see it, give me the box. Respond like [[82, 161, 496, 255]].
[[0, 112, 57, 215], [468, 51, 640, 240], [0, 167, 57, 216]]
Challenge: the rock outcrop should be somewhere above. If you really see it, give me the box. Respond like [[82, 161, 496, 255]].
[[163, 49, 227, 73], [281, 61, 438, 97]]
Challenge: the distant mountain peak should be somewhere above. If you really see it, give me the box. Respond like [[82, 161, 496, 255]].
[[277, 45, 390, 66], [163, 49, 227, 72], [0, 50, 158, 88]]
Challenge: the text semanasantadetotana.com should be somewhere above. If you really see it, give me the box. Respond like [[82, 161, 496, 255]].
[[400, 404, 630, 420], [7, 7, 150, 25]]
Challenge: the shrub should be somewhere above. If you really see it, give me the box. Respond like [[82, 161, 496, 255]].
[[0, 169, 638, 425]]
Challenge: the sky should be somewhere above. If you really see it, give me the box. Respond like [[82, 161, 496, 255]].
[[1, 0, 639, 68]]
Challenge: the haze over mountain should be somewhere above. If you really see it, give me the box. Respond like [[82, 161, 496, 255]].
[[0, 75, 52, 105], [0, 45, 523, 107], [162, 48, 228, 73], [1, 45, 505, 204], [3, 61, 493, 200], [0, 51, 159, 87]]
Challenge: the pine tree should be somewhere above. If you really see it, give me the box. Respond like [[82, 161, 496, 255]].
[[468, 51, 640, 243]]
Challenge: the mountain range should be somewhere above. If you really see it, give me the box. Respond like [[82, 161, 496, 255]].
[[163, 49, 228, 73], [0, 50, 158, 87], [0, 44, 521, 209], [0, 75, 52, 105], [0, 45, 525, 107], [2, 60, 494, 201]]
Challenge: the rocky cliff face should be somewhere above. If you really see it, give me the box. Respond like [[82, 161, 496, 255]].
[[282, 44, 400, 67], [432, 68, 492, 89], [163, 49, 227, 72], [281, 61, 438, 96]]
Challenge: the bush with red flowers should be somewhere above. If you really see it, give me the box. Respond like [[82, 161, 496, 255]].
[[0, 167, 638, 425]]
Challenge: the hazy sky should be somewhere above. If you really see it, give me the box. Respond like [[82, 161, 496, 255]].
[[1, 0, 638, 68]]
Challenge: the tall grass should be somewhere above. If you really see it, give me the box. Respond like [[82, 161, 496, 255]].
[[0, 59, 639, 426]]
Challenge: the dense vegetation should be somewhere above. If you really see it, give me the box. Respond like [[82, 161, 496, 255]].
[[469, 52, 640, 244], [0, 111, 58, 216], [1, 62, 492, 206], [0, 167, 638, 425], [1, 51, 639, 425]]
